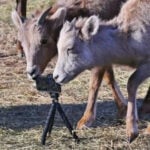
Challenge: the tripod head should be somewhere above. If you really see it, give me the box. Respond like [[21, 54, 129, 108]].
[[34, 74, 61, 94]]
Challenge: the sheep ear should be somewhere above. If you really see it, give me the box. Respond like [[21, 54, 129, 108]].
[[11, 10, 23, 29], [37, 7, 52, 25], [71, 18, 76, 25], [81, 15, 99, 40], [50, 7, 67, 28], [62, 21, 73, 32], [62, 18, 76, 32]]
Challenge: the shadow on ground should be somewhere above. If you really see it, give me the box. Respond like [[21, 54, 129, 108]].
[[0, 99, 149, 130]]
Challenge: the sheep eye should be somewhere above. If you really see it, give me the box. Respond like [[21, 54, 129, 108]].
[[67, 48, 73, 55], [40, 39, 48, 45], [67, 48, 73, 51]]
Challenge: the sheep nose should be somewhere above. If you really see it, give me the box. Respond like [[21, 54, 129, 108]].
[[27, 68, 36, 76], [53, 74, 59, 81], [27, 66, 39, 80]]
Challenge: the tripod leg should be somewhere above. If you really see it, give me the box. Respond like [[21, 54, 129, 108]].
[[56, 102, 79, 142], [41, 102, 56, 145]]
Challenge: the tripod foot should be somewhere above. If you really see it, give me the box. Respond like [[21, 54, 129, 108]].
[[56, 102, 79, 142]]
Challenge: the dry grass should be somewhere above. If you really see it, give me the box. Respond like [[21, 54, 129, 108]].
[[0, 0, 150, 149]]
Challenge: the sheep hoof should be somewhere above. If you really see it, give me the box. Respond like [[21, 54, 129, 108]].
[[128, 133, 138, 143], [77, 114, 95, 129]]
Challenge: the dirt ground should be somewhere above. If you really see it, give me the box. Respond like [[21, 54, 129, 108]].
[[0, 0, 150, 149]]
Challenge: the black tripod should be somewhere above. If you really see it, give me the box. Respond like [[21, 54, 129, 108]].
[[34, 74, 79, 145]]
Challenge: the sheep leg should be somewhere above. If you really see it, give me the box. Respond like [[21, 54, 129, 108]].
[[77, 67, 105, 129], [16, 0, 27, 17], [126, 63, 150, 142], [16, 40, 24, 57], [77, 66, 126, 129], [104, 66, 127, 118], [140, 86, 150, 113], [16, 0, 27, 57]]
